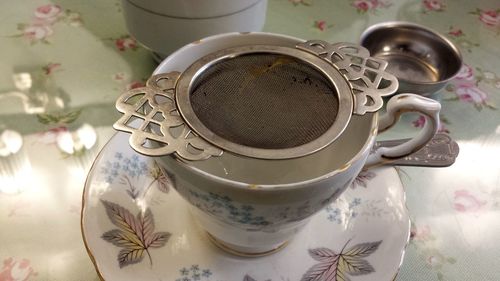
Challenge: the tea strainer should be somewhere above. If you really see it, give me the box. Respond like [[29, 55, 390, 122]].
[[114, 40, 399, 160]]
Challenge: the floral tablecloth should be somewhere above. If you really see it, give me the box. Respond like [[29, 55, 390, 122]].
[[0, 0, 499, 280]]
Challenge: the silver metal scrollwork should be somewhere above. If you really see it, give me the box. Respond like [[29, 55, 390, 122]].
[[113, 72, 223, 160], [372, 133, 459, 167], [296, 40, 399, 115]]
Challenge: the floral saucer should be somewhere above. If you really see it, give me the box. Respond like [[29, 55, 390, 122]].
[[81, 132, 410, 281]]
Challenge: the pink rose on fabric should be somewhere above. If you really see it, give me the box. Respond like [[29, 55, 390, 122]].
[[314, 20, 327, 31], [412, 115, 449, 133], [426, 253, 445, 267], [34, 4, 62, 22], [455, 84, 489, 105], [410, 224, 431, 241], [448, 27, 463, 37], [448, 64, 494, 109], [353, 0, 374, 12], [412, 115, 426, 128], [453, 189, 487, 213], [12, 4, 82, 45], [23, 24, 53, 42], [352, 0, 391, 12], [115, 37, 137, 51], [423, 0, 445, 11], [0, 258, 37, 281], [455, 64, 474, 81], [479, 10, 500, 27], [36, 127, 69, 145], [112, 72, 127, 81]]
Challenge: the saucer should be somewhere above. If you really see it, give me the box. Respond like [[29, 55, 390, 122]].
[[81, 132, 410, 281]]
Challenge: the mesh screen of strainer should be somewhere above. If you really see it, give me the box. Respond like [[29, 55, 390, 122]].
[[189, 53, 339, 149]]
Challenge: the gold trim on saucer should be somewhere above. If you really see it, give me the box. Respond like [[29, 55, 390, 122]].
[[80, 133, 115, 281]]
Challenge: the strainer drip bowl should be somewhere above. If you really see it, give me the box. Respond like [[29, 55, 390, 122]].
[[189, 53, 339, 149]]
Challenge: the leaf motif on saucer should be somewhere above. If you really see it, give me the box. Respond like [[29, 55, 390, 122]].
[[149, 161, 174, 194], [301, 239, 381, 281], [112, 159, 174, 201], [351, 171, 376, 189], [101, 200, 171, 268]]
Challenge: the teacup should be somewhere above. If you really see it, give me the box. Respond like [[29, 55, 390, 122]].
[[114, 32, 441, 256]]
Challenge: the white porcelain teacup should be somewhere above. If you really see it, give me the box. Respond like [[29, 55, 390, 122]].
[[119, 32, 440, 256]]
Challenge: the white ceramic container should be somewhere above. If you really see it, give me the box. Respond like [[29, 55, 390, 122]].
[[121, 0, 267, 58], [128, 0, 262, 18]]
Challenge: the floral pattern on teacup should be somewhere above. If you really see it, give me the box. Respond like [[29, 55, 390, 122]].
[[187, 188, 326, 230], [188, 190, 272, 227]]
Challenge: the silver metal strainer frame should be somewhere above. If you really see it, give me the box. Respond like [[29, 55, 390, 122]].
[[176, 45, 352, 159], [114, 40, 399, 161]]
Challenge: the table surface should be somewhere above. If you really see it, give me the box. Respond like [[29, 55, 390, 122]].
[[0, 0, 499, 280]]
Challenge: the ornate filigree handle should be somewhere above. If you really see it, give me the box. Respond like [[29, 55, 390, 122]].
[[113, 72, 223, 160], [296, 40, 399, 115], [373, 133, 459, 167]]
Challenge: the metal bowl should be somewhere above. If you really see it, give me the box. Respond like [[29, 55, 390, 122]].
[[360, 21, 462, 96]]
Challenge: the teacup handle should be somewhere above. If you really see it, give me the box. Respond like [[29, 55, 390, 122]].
[[364, 93, 441, 168]]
